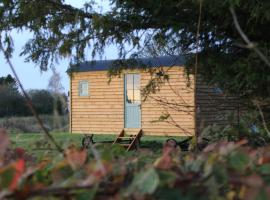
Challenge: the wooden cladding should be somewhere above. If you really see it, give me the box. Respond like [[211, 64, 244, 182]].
[[70, 70, 124, 134], [70, 67, 195, 136], [196, 77, 240, 131]]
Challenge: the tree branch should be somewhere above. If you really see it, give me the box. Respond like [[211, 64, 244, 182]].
[[230, 7, 270, 69], [44, 0, 94, 19], [0, 38, 64, 155], [194, 0, 203, 147], [254, 100, 270, 137], [4, 185, 95, 199]]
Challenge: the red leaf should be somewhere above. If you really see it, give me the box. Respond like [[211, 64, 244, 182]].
[[9, 159, 25, 190], [14, 148, 26, 159]]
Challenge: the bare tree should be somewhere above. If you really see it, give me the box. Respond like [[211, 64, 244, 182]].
[[48, 68, 66, 131]]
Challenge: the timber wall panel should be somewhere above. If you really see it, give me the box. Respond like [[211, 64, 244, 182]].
[[70, 67, 195, 136], [70, 71, 124, 134], [196, 77, 240, 131], [140, 66, 195, 136]]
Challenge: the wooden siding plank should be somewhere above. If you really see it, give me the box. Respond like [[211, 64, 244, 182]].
[[70, 67, 195, 136]]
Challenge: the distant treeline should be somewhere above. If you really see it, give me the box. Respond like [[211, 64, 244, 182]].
[[0, 75, 67, 117]]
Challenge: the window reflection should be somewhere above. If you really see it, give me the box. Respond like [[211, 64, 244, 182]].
[[126, 89, 133, 103], [79, 81, 89, 96], [126, 74, 141, 104]]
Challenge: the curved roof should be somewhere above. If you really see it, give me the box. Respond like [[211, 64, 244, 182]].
[[68, 55, 185, 72]]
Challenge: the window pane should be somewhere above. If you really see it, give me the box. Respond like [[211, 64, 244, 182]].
[[126, 89, 133, 103], [126, 74, 133, 90], [133, 74, 140, 90], [125, 74, 140, 104], [133, 90, 141, 104], [79, 81, 89, 96]]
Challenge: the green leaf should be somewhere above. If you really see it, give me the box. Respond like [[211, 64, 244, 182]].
[[126, 168, 159, 196], [157, 171, 177, 186], [258, 164, 270, 175], [0, 167, 15, 189], [154, 187, 183, 200], [228, 151, 249, 172], [255, 189, 268, 200], [75, 185, 98, 200]]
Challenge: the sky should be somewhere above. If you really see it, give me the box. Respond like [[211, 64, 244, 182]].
[[0, 0, 116, 93]]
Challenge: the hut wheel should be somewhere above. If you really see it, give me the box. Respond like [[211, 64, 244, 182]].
[[82, 134, 94, 149]]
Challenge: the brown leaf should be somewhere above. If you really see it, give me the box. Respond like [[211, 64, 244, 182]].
[[242, 187, 260, 200], [65, 146, 87, 170], [239, 174, 264, 187], [0, 128, 10, 158], [0, 128, 10, 167], [154, 140, 177, 170]]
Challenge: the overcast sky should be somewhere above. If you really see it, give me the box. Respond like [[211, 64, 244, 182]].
[[0, 0, 116, 93]]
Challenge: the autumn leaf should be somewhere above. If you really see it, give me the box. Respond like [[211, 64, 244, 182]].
[[65, 146, 87, 170], [154, 140, 177, 170], [0, 128, 10, 159], [9, 159, 25, 190], [0, 159, 26, 191], [14, 148, 26, 159]]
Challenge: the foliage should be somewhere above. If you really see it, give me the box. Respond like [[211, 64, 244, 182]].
[[0, 0, 269, 100], [28, 89, 67, 116], [1, 129, 270, 199], [0, 115, 69, 133], [0, 74, 67, 117], [199, 111, 270, 148], [0, 75, 28, 117], [28, 89, 54, 115], [0, 74, 16, 85]]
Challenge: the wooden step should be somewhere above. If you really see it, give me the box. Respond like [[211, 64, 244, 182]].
[[118, 136, 135, 139], [113, 129, 143, 151], [117, 140, 132, 144]]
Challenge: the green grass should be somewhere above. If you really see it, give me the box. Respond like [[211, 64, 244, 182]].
[[10, 132, 185, 159]]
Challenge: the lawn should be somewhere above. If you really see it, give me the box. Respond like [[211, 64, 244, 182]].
[[9, 132, 184, 159]]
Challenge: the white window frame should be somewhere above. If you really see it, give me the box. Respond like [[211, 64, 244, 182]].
[[78, 80, 89, 97]]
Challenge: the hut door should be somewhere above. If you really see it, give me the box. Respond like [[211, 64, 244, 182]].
[[124, 74, 141, 128]]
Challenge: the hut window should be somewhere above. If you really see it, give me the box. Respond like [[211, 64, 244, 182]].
[[78, 81, 89, 96], [126, 74, 140, 104]]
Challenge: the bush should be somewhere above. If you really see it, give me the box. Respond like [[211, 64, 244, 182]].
[[1, 134, 270, 199], [0, 115, 69, 133], [28, 90, 54, 115], [0, 84, 28, 117], [199, 111, 270, 148]]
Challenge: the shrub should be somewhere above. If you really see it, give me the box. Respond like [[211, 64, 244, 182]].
[[0, 115, 69, 133]]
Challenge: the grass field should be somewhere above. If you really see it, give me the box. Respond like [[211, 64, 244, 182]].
[[9, 132, 183, 158]]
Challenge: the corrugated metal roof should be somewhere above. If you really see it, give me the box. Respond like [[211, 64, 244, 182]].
[[68, 55, 185, 72]]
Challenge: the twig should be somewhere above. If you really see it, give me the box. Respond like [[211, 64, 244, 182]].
[[4, 185, 95, 199], [254, 101, 270, 137], [89, 144, 106, 175], [45, 0, 94, 19], [0, 38, 64, 155], [148, 96, 194, 111], [166, 112, 193, 136], [230, 7, 270, 68], [194, 0, 203, 148]]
